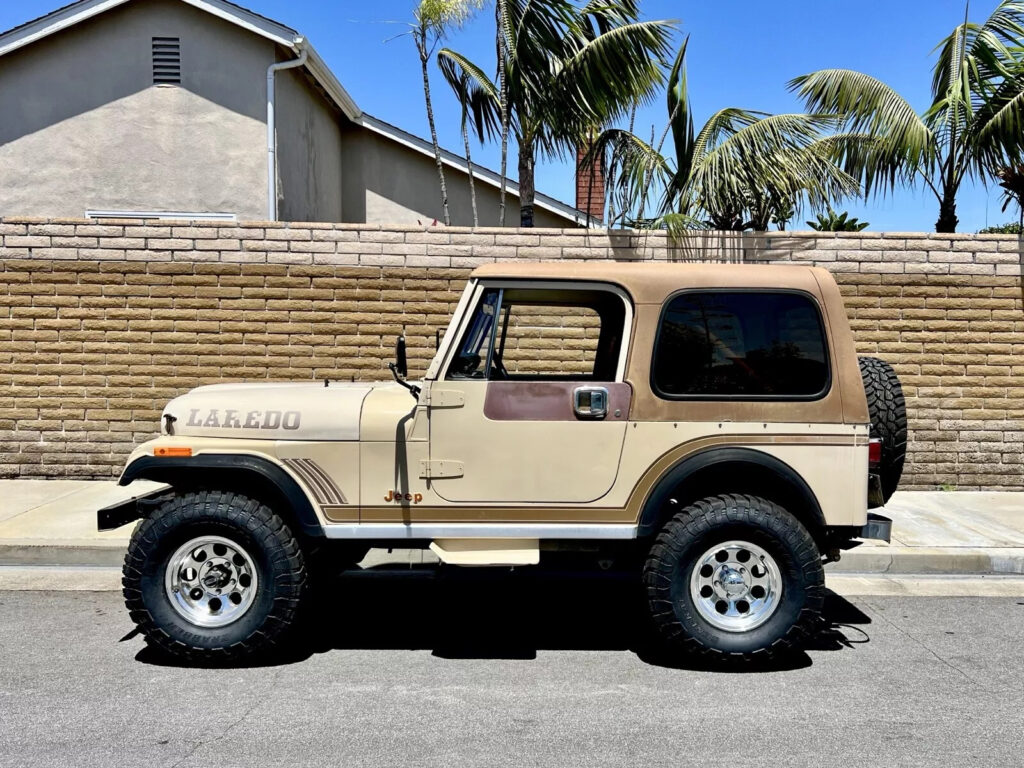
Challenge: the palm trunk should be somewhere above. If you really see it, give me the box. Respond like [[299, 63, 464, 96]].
[[935, 191, 958, 233], [462, 112, 478, 227], [518, 133, 536, 227], [496, 0, 509, 226], [606, 152, 618, 229], [417, 32, 451, 226], [637, 99, 682, 223]]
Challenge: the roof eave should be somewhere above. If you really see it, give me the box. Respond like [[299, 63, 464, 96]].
[[0, 0, 127, 58], [293, 39, 362, 121]]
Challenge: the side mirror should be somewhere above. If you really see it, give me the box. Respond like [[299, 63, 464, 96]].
[[395, 335, 408, 378]]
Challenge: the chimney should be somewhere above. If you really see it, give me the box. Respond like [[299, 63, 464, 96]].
[[576, 142, 605, 225]]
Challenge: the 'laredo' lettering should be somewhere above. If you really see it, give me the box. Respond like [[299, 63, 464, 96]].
[[184, 409, 302, 430]]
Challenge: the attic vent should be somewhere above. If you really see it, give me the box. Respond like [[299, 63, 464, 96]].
[[152, 37, 181, 84]]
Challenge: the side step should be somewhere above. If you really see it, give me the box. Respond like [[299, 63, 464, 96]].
[[429, 538, 539, 566]]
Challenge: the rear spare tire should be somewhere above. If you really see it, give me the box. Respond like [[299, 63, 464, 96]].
[[858, 356, 907, 502]]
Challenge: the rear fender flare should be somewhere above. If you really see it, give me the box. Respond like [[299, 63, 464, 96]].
[[636, 447, 825, 540]]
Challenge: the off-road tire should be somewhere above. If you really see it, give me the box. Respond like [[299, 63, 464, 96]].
[[643, 494, 824, 660], [858, 356, 908, 502], [123, 490, 306, 663]]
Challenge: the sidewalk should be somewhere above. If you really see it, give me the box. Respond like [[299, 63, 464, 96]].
[[0, 479, 1022, 580]]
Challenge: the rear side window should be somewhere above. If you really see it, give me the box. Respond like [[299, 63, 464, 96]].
[[652, 291, 830, 399]]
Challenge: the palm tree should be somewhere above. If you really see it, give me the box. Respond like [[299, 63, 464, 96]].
[[583, 39, 859, 231], [789, 1, 1024, 233], [439, 50, 501, 226], [495, 0, 510, 225], [411, 0, 484, 226], [439, 0, 675, 227]]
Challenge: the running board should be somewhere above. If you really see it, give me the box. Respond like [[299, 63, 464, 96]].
[[430, 538, 540, 566]]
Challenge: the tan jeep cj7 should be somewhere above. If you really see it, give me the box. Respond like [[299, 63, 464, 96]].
[[101, 262, 906, 662]]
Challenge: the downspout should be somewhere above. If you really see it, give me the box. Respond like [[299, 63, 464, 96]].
[[266, 48, 308, 220]]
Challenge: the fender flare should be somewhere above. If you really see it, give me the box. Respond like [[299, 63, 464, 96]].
[[119, 454, 324, 538], [636, 447, 825, 538]]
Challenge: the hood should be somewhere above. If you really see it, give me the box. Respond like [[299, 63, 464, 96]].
[[162, 381, 395, 441]]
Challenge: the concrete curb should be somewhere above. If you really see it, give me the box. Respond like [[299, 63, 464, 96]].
[[0, 540, 128, 567], [830, 546, 1024, 575]]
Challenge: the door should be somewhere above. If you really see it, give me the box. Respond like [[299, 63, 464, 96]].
[[425, 282, 633, 504]]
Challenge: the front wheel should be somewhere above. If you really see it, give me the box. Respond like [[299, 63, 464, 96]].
[[643, 494, 824, 660], [122, 490, 307, 663]]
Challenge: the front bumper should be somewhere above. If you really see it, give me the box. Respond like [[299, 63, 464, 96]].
[[859, 512, 892, 543], [97, 487, 169, 532]]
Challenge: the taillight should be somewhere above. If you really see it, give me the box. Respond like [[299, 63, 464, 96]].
[[868, 438, 882, 467]]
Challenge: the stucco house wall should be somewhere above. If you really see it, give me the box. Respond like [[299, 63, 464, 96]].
[[339, 126, 569, 228], [275, 63, 344, 223], [0, 0, 583, 226], [0, 0, 271, 219]]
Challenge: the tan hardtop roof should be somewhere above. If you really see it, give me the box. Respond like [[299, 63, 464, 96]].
[[470, 261, 832, 305]]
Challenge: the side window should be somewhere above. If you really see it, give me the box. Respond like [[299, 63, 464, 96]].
[[653, 291, 830, 399], [448, 289, 500, 379], [447, 287, 625, 381]]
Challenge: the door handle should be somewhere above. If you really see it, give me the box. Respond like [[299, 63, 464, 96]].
[[573, 386, 608, 420]]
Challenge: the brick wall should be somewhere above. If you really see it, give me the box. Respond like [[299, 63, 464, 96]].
[[0, 218, 1021, 489]]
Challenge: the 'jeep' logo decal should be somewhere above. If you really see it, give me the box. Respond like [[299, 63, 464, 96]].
[[186, 409, 301, 430]]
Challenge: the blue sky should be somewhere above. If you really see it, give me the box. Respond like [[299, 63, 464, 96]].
[[0, 0, 1015, 231]]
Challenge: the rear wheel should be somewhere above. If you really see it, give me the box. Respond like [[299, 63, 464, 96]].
[[123, 490, 306, 663], [643, 494, 824, 660]]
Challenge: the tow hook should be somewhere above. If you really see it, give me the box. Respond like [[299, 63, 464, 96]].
[[822, 548, 842, 565]]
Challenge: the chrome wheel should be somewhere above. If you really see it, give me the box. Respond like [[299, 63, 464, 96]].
[[689, 540, 782, 633], [164, 536, 258, 628]]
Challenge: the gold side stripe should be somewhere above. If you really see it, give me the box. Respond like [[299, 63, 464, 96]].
[[322, 433, 865, 524], [283, 459, 331, 504], [303, 459, 348, 505], [284, 459, 347, 506]]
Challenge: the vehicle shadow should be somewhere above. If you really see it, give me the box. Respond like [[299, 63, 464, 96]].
[[135, 564, 872, 672]]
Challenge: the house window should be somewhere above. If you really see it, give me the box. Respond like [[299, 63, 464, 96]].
[[152, 37, 181, 84]]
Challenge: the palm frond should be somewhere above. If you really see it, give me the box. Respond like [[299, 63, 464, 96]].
[[666, 37, 695, 183], [789, 68, 935, 195], [555, 19, 675, 124], [973, 65, 1024, 170], [683, 114, 859, 225], [437, 48, 502, 141]]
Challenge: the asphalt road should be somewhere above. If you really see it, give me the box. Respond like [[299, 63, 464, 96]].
[[1, 567, 1022, 767]]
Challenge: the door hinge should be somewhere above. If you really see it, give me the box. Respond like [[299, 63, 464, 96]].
[[419, 459, 464, 479], [426, 389, 465, 408]]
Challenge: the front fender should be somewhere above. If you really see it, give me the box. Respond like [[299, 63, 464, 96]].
[[113, 452, 324, 538]]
